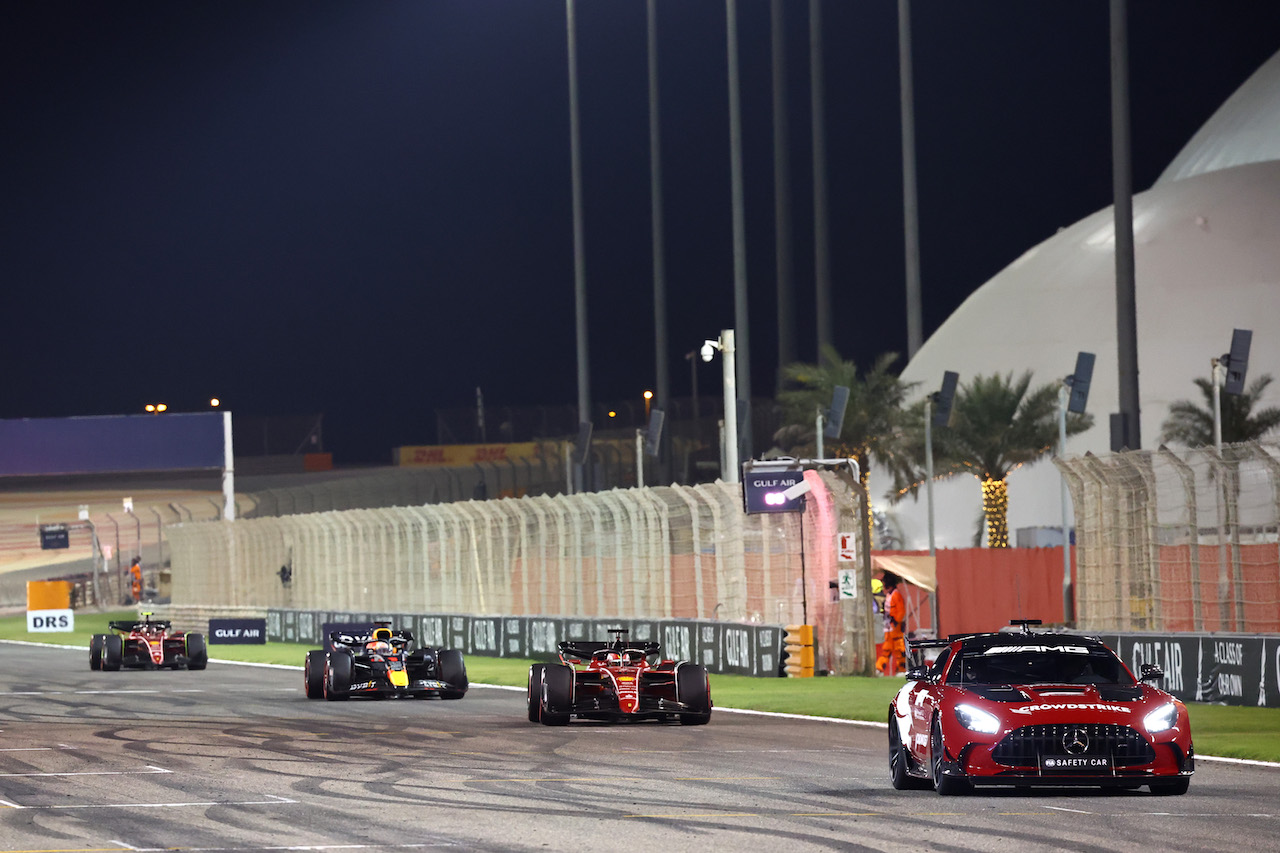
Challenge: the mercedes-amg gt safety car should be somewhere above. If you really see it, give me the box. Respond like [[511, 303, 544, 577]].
[[888, 619, 1193, 795], [90, 613, 207, 671], [303, 625, 468, 701], [528, 628, 711, 725]]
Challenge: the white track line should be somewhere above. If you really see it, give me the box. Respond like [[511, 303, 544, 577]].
[[4, 638, 1277, 767]]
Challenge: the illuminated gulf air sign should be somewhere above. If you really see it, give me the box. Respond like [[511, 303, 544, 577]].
[[742, 467, 806, 514]]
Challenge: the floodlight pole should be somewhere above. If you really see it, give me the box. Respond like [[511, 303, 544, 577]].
[[635, 428, 645, 488], [816, 408, 825, 460], [924, 397, 939, 637], [1057, 383, 1073, 624], [1211, 357, 1225, 454], [721, 330, 739, 483]]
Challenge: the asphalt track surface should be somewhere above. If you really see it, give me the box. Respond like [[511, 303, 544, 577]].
[[0, 644, 1277, 852]]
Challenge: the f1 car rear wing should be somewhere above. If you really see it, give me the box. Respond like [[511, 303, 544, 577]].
[[109, 618, 173, 633], [329, 628, 415, 650], [557, 640, 662, 662]]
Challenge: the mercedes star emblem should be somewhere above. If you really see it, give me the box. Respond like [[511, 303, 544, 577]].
[[1062, 727, 1090, 755]]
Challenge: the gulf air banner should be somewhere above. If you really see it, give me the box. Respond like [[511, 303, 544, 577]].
[[395, 442, 545, 467]]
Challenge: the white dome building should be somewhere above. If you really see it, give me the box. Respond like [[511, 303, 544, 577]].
[[884, 51, 1280, 550]]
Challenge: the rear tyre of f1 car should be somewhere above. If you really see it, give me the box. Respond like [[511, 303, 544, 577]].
[[89, 634, 105, 671], [676, 664, 712, 725], [101, 634, 123, 672], [325, 651, 352, 701], [889, 708, 928, 790], [437, 649, 468, 699], [527, 664, 546, 723], [304, 650, 326, 699], [540, 663, 573, 726], [931, 717, 971, 796], [1149, 777, 1190, 796], [185, 633, 208, 670]]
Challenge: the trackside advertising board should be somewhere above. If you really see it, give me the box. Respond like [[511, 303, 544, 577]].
[[1097, 632, 1280, 709], [208, 618, 267, 644], [270, 610, 785, 677]]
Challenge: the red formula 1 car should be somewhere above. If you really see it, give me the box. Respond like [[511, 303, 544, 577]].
[[527, 628, 711, 726], [888, 620, 1193, 795], [90, 613, 208, 671]]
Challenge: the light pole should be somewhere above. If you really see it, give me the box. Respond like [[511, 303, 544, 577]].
[[1057, 352, 1094, 626], [702, 330, 738, 483], [925, 372, 957, 636]]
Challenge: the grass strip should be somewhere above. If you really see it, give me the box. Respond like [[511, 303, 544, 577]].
[[2, 610, 1277, 762]]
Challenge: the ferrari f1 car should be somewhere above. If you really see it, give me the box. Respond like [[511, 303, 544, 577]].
[[888, 619, 1193, 795], [90, 613, 208, 671], [303, 625, 468, 701], [527, 628, 711, 725]]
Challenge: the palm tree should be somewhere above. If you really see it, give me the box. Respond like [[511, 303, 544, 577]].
[[894, 371, 1092, 548], [774, 347, 918, 542], [1159, 374, 1280, 447]]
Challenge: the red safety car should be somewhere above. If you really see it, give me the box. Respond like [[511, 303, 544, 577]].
[[888, 620, 1193, 795], [90, 613, 207, 671], [528, 628, 711, 726]]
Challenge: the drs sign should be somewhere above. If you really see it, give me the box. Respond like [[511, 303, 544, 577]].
[[208, 618, 267, 644], [28, 609, 74, 632]]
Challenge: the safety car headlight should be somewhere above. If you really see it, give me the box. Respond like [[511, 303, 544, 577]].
[[1144, 702, 1177, 734], [954, 703, 1001, 734]]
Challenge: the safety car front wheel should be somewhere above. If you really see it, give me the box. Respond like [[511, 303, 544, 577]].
[[931, 717, 971, 796], [1149, 777, 1190, 796]]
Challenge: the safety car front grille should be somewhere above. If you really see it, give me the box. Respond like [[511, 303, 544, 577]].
[[992, 724, 1155, 767]]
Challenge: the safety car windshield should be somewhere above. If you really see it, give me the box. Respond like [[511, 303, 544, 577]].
[[947, 643, 1133, 686]]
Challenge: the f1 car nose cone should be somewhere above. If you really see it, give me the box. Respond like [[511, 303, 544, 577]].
[[619, 695, 638, 713], [389, 669, 409, 688]]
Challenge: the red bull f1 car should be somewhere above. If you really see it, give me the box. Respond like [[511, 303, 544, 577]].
[[89, 614, 207, 671], [528, 628, 711, 725], [303, 625, 468, 701], [888, 620, 1193, 795]]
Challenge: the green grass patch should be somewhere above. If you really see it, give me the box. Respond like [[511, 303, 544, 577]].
[[3, 611, 1278, 761]]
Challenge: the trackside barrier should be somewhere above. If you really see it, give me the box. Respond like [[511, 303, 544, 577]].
[[783, 624, 815, 677], [266, 609, 785, 677], [1093, 630, 1280, 708]]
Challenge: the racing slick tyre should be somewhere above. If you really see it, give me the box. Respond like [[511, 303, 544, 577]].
[[304, 650, 326, 699], [101, 634, 123, 672], [676, 664, 712, 725], [1149, 777, 1190, 796], [527, 664, 546, 723], [437, 649, 468, 699], [889, 708, 928, 790], [89, 634, 105, 671], [324, 650, 352, 701], [539, 663, 573, 726], [185, 633, 208, 670], [930, 717, 971, 796]]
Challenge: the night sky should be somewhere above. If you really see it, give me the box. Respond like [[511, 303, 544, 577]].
[[4, 1, 1279, 463]]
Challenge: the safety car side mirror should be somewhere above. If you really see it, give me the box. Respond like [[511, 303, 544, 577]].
[[904, 665, 929, 682], [1139, 663, 1164, 682]]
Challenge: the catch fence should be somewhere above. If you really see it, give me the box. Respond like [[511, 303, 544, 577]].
[[166, 474, 876, 674], [1056, 440, 1280, 634]]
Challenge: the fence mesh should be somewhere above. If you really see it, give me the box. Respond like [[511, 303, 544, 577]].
[[1056, 440, 1280, 633], [166, 474, 876, 674]]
